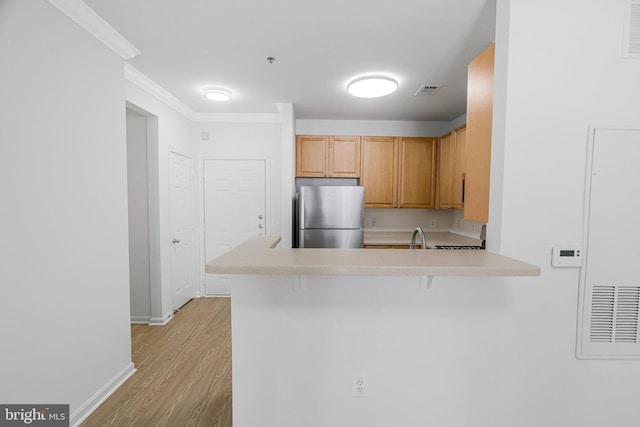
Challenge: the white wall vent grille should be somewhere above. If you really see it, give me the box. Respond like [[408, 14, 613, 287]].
[[577, 128, 640, 359], [623, 0, 640, 58], [589, 285, 640, 344], [414, 84, 442, 96]]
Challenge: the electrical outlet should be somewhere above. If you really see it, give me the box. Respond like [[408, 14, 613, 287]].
[[429, 219, 436, 228], [371, 217, 377, 227], [352, 374, 368, 397]]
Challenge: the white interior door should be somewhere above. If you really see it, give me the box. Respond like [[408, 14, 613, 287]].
[[169, 151, 196, 310], [204, 159, 266, 295]]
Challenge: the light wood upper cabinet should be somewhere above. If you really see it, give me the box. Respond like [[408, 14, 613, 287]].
[[437, 132, 454, 209], [296, 135, 360, 178], [361, 136, 435, 208], [464, 43, 494, 223], [329, 136, 361, 177], [398, 137, 436, 209], [452, 127, 466, 210], [361, 136, 398, 207], [296, 136, 328, 177], [438, 126, 466, 210]]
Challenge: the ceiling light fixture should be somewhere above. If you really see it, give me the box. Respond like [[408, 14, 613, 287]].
[[204, 88, 232, 102], [347, 76, 398, 98]]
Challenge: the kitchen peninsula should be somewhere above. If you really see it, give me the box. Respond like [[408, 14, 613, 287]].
[[205, 235, 539, 277], [206, 237, 539, 427]]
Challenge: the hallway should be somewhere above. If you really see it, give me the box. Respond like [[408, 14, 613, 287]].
[[82, 298, 232, 426]]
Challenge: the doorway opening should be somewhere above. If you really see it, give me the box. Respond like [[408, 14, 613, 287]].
[[126, 103, 163, 324]]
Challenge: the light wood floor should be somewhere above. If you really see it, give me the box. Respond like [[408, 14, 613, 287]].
[[81, 297, 232, 427]]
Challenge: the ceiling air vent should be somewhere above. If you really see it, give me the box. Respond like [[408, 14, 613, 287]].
[[623, 0, 640, 58], [414, 84, 442, 96]]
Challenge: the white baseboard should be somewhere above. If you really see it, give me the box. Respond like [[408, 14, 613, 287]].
[[130, 315, 151, 324], [149, 312, 173, 326], [70, 362, 136, 426]]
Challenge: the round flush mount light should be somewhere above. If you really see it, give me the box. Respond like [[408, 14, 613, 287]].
[[204, 88, 232, 102], [347, 76, 398, 98]]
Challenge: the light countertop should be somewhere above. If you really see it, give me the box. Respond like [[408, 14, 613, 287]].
[[205, 236, 540, 277], [364, 230, 482, 247]]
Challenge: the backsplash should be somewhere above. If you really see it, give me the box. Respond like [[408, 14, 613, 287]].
[[448, 210, 485, 238], [364, 208, 452, 231], [364, 208, 485, 238]]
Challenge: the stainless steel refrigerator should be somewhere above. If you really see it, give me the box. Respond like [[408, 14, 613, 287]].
[[296, 186, 364, 248]]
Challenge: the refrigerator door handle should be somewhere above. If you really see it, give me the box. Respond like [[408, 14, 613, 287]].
[[298, 190, 305, 229]]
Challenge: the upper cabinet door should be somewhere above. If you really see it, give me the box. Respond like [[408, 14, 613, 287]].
[[464, 43, 494, 223], [296, 135, 361, 178], [329, 136, 360, 178], [451, 126, 467, 210], [437, 133, 454, 209], [361, 136, 398, 208], [398, 137, 436, 209], [296, 135, 329, 177], [360, 136, 435, 209]]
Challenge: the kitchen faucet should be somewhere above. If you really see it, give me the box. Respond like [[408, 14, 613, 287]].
[[410, 226, 427, 249]]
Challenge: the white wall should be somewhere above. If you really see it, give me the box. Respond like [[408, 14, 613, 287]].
[[125, 82, 195, 322], [0, 0, 133, 421], [232, 275, 532, 427], [232, 1, 640, 426], [485, 1, 640, 424], [279, 103, 297, 248], [194, 122, 283, 216], [126, 109, 151, 322], [194, 119, 284, 288]]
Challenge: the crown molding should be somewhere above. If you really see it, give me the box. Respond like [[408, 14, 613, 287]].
[[124, 64, 196, 120], [48, 1, 288, 124], [193, 113, 282, 123], [125, 65, 284, 123], [47, 0, 140, 60]]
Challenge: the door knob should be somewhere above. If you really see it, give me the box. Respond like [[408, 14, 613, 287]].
[[258, 224, 264, 229], [258, 214, 264, 219], [172, 238, 180, 244]]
